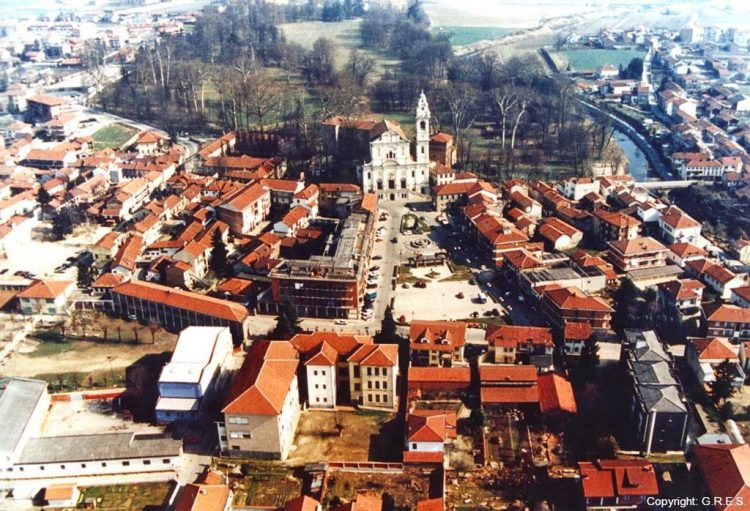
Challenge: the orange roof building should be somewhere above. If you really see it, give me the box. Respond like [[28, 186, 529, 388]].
[[692, 444, 750, 511], [221, 341, 300, 460], [579, 460, 659, 508], [410, 320, 467, 367]]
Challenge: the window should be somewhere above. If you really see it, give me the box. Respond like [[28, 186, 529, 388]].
[[162, 459, 171, 464], [412, 443, 417, 449], [323, 397, 327, 403], [229, 417, 249, 425], [382, 368, 388, 376], [383, 394, 388, 403], [60, 465, 66, 470], [316, 397, 320, 403], [375, 394, 381, 403], [366, 367, 372, 376], [368, 394, 373, 402], [322, 384, 326, 389], [315, 384, 319, 389], [383, 381, 387, 389], [313, 370, 318, 376], [144, 460, 151, 465], [81, 464, 86, 468], [353, 366, 360, 378], [375, 381, 380, 389], [102, 463, 107, 467], [122, 461, 130, 466], [321, 370, 326, 376], [367, 381, 372, 389]]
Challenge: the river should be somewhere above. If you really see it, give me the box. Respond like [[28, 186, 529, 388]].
[[612, 129, 655, 182]]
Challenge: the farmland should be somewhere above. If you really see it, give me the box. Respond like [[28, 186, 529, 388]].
[[432, 26, 515, 47], [280, 19, 399, 77], [550, 48, 646, 73]]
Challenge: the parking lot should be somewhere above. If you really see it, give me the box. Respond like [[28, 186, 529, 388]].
[[393, 264, 505, 322], [0, 219, 110, 281]]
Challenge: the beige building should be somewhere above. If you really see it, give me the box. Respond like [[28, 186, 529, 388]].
[[219, 342, 300, 460], [347, 344, 398, 410]]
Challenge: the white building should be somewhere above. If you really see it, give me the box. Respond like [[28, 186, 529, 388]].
[[359, 92, 431, 200], [156, 326, 233, 423], [658, 206, 701, 245], [17, 280, 75, 316], [303, 342, 338, 408], [403, 410, 456, 464], [0, 378, 49, 474]]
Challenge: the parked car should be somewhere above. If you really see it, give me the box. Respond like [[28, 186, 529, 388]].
[[334, 319, 348, 325], [372, 255, 383, 260], [391, 237, 398, 243], [370, 265, 380, 271]]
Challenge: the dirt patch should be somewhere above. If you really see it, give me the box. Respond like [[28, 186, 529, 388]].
[[287, 410, 399, 465], [324, 469, 434, 509]]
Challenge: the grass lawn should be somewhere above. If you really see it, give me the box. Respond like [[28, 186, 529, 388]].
[[396, 265, 427, 285], [400, 213, 429, 233], [79, 482, 174, 510], [280, 19, 400, 78], [91, 123, 137, 150], [27, 332, 76, 358], [551, 48, 645, 73], [432, 25, 515, 46]]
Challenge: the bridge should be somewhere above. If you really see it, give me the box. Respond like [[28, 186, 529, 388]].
[[639, 180, 698, 190]]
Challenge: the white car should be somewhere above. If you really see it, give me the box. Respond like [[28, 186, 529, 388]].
[[334, 319, 348, 325]]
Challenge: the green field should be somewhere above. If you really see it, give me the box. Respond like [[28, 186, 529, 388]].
[[91, 123, 137, 150], [432, 26, 515, 46], [280, 19, 399, 77], [551, 48, 646, 73]]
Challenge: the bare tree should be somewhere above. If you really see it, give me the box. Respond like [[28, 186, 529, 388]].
[[510, 92, 531, 152], [242, 70, 282, 133], [492, 87, 518, 152], [440, 82, 478, 156]]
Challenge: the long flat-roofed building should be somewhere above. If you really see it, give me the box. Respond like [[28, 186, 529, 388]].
[[111, 280, 250, 342], [156, 327, 234, 423], [0, 378, 49, 473]]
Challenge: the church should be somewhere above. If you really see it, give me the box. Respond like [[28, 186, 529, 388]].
[[358, 92, 432, 200]]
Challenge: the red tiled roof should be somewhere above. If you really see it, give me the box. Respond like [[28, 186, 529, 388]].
[[223, 341, 299, 415], [410, 320, 467, 350], [290, 331, 373, 358], [538, 373, 577, 415], [416, 498, 443, 511], [331, 493, 383, 511], [261, 178, 302, 193], [112, 280, 248, 322], [347, 343, 398, 366], [28, 94, 67, 107], [175, 483, 231, 511], [659, 279, 704, 301], [579, 460, 659, 499], [304, 341, 338, 366], [543, 286, 613, 312], [661, 205, 701, 230], [564, 321, 593, 341], [704, 304, 750, 324], [408, 366, 471, 385], [480, 385, 538, 404], [407, 410, 457, 442], [17, 279, 73, 299], [692, 444, 750, 511], [402, 450, 444, 464], [284, 495, 321, 511], [93, 272, 125, 288], [486, 325, 553, 348], [609, 236, 666, 256], [691, 338, 739, 361], [479, 364, 537, 383], [669, 242, 706, 259]]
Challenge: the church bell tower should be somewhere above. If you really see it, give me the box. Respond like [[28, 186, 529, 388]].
[[416, 91, 430, 164]]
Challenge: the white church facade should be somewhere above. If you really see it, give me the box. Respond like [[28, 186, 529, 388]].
[[358, 92, 432, 200]]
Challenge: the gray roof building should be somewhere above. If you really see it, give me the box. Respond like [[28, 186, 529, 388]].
[[0, 378, 48, 468]]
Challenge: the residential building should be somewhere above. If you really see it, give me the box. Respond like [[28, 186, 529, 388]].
[[658, 278, 705, 319], [704, 304, 750, 343], [479, 365, 539, 410], [685, 337, 745, 392], [156, 327, 234, 423], [111, 280, 250, 342], [219, 342, 300, 460], [621, 330, 690, 455], [409, 320, 466, 367], [658, 206, 702, 244], [578, 460, 659, 510], [563, 322, 593, 357], [25, 94, 68, 123], [403, 410, 457, 464], [593, 209, 641, 242], [686, 259, 748, 300], [347, 343, 399, 410], [607, 237, 668, 273], [216, 182, 271, 235], [730, 286, 750, 308], [407, 367, 471, 400], [538, 217, 583, 251], [540, 285, 613, 330], [175, 477, 232, 511], [485, 325, 554, 370], [17, 280, 75, 316]]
